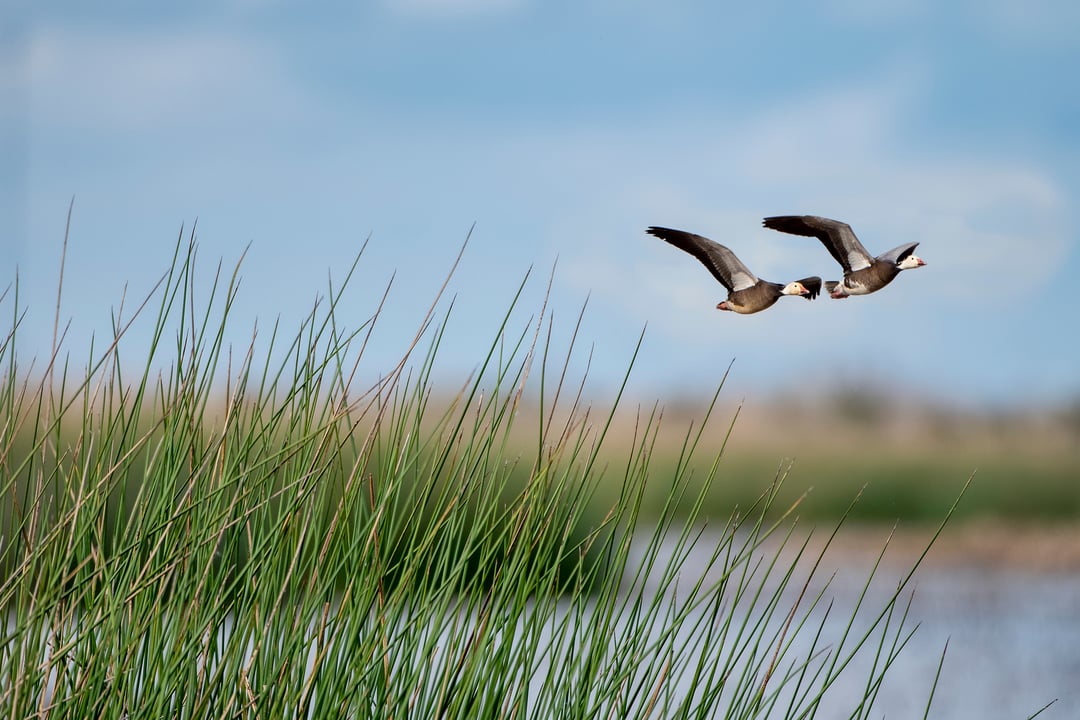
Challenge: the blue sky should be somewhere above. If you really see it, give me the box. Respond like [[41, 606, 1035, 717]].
[[3, 0, 1079, 408]]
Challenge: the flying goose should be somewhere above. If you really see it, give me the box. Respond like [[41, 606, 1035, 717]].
[[647, 226, 821, 314], [762, 215, 926, 299]]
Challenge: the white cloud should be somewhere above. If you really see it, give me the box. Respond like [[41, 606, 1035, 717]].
[[977, 0, 1080, 48], [23, 27, 306, 133], [826, 0, 1080, 49], [824, 0, 930, 26], [380, 0, 526, 19]]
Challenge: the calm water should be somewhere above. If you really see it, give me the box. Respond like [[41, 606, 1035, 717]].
[[827, 565, 1080, 719], [660, 534, 1080, 719]]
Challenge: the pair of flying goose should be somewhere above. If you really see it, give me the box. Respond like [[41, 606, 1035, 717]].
[[648, 215, 926, 315]]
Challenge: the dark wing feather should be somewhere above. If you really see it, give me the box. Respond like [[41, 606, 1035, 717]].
[[647, 226, 758, 292], [762, 215, 872, 273], [796, 276, 822, 300]]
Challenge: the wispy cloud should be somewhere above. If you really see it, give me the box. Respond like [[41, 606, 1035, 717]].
[[560, 144, 1063, 321], [23, 27, 306, 133], [823, 0, 930, 26], [977, 0, 1080, 48], [824, 0, 1080, 48], [379, 0, 526, 19]]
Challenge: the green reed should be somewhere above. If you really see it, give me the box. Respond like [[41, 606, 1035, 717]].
[[0, 226, 961, 718]]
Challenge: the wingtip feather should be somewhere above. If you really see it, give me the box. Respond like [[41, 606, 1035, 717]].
[[799, 276, 822, 300]]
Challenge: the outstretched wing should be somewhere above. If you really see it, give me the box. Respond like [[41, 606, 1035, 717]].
[[647, 226, 758, 292], [762, 215, 873, 273]]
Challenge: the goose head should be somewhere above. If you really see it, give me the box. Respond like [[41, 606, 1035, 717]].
[[781, 280, 813, 297], [897, 254, 926, 270]]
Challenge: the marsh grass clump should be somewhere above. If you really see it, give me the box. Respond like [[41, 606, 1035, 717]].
[[1, 227, 957, 718]]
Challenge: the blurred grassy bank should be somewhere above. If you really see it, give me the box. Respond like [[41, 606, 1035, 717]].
[[5, 384, 1076, 538], [682, 396, 1079, 523], [483, 391, 1080, 525]]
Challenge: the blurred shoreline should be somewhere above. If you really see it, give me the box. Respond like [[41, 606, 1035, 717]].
[[808, 522, 1080, 574]]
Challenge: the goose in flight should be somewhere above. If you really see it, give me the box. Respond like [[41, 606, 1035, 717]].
[[762, 215, 926, 299], [647, 226, 821, 314]]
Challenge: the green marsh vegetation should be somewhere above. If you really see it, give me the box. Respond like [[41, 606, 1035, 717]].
[[2, 226, 980, 717], [687, 392, 1080, 525]]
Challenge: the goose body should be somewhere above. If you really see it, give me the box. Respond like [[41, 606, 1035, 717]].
[[762, 215, 926, 299], [647, 226, 821, 314]]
